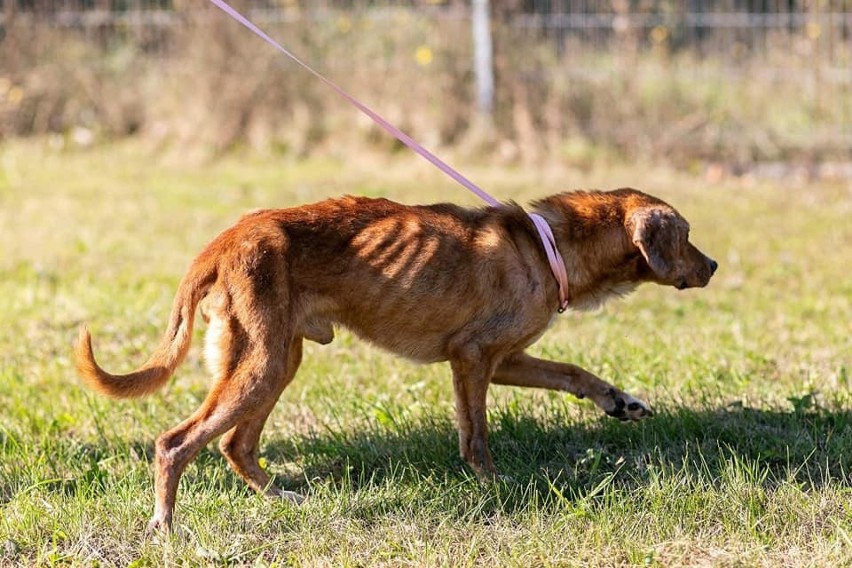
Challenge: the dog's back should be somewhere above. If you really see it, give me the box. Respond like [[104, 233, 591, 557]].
[[214, 196, 554, 362]]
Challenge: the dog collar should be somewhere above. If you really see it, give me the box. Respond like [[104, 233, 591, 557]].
[[528, 213, 570, 313]]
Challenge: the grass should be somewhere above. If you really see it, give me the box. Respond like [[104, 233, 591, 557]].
[[1, 139, 851, 566]]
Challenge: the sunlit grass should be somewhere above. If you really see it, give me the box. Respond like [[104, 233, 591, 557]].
[[1, 140, 850, 565]]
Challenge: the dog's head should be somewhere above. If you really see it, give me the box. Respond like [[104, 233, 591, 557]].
[[628, 205, 717, 290]]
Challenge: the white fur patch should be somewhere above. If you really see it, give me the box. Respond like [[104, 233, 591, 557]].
[[204, 315, 225, 378]]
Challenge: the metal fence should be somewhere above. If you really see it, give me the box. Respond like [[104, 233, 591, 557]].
[[3, 1, 849, 76], [3, 1, 850, 85], [515, 1, 851, 79], [4, 1, 850, 55]]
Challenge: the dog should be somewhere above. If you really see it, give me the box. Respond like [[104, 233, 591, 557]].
[[75, 188, 717, 532]]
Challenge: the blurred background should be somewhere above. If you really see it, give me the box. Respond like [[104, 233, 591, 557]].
[[1, 0, 850, 174]]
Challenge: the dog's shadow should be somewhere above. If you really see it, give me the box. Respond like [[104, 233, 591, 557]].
[[41, 400, 849, 516], [259, 399, 852, 514]]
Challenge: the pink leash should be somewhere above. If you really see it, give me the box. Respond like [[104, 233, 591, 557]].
[[208, 0, 570, 312]]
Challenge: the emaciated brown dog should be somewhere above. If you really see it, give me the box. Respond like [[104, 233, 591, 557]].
[[75, 188, 717, 532]]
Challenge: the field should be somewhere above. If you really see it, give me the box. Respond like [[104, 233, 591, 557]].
[[1, 140, 851, 566]]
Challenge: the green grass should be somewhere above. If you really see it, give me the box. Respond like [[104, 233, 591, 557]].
[[1, 140, 851, 566]]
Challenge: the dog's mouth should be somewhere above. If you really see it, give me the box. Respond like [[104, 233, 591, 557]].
[[675, 274, 714, 290]]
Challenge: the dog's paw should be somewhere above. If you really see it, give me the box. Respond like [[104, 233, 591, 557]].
[[604, 388, 653, 421], [145, 515, 172, 536], [473, 471, 517, 487]]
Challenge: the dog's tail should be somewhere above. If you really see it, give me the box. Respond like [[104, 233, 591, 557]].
[[74, 253, 218, 399]]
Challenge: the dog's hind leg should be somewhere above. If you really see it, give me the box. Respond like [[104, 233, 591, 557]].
[[218, 336, 304, 503], [147, 309, 295, 533], [492, 352, 653, 421]]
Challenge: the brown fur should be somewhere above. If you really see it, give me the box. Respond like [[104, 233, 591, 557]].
[[74, 188, 716, 532]]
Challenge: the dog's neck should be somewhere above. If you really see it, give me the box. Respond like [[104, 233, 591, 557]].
[[530, 193, 648, 311]]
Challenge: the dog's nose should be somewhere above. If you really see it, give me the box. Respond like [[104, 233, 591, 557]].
[[709, 259, 718, 275]]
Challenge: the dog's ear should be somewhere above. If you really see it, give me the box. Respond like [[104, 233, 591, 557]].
[[630, 208, 678, 279]]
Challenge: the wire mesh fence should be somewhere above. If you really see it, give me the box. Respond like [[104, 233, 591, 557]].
[[1, 1, 850, 165], [4, 1, 849, 60]]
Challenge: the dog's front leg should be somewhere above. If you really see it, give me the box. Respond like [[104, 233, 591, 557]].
[[449, 349, 498, 479], [492, 353, 653, 421]]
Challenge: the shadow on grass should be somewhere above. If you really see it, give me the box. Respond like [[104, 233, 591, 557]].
[[260, 401, 852, 506], [22, 401, 851, 518]]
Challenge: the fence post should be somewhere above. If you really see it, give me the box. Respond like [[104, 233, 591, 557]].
[[3, 0, 18, 66], [471, 0, 494, 119], [4, 0, 17, 26]]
